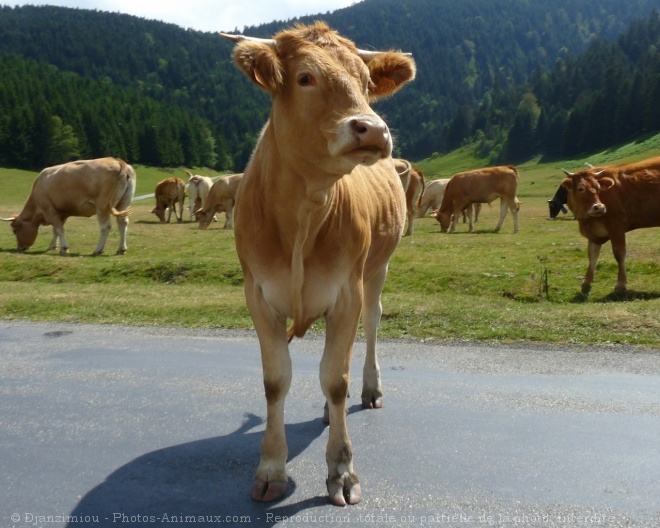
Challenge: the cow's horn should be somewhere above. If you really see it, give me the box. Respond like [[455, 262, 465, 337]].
[[561, 169, 574, 176], [0, 216, 16, 222], [219, 32, 277, 47], [357, 49, 413, 59]]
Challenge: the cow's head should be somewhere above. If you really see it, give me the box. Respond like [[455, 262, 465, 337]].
[[1, 215, 39, 251], [150, 206, 166, 223], [562, 170, 615, 219], [196, 208, 215, 229], [221, 22, 416, 177], [431, 207, 452, 232]]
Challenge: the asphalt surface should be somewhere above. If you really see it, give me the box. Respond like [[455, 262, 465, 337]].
[[1, 321, 659, 528]]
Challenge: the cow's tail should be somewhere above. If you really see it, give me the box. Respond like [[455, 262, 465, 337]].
[[108, 158, 134, 216], [415, 169, 426, 210]]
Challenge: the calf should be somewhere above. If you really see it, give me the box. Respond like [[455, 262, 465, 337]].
[[151, 177, 185, 223]]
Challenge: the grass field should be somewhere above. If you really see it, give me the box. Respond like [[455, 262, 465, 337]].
[[1, 136, 659, 347]]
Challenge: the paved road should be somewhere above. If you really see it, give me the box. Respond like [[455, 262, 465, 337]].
[[1, 321, 659, 528]]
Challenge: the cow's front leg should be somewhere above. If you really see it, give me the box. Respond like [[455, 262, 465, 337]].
[[582, 239, 602, 296], [322, 291, 362, 506], [47, 227, 59, 252], [93, 215, 111, 255], [244, 277, 291, 502], [51, 222, 69, 255], [361, 265, 388, 410]]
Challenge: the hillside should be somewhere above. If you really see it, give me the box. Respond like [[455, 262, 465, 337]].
[[0, 0, 658, 170]]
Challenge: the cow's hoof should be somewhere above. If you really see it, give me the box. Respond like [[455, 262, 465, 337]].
[[251, 478, 287, 502], [116, 248, 127, 255], [327, 475, 361, 506], [361, 393, 383, 410], [581, 283, 592, 297]]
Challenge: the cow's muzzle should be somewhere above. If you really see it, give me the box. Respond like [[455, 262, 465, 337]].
[[347, 114, 392, 158], [588, 203, 606, 217]]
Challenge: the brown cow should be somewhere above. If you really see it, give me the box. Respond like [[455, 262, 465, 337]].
[[2, 158, 135, 255], [402, 167, 425, 236], [195, 173, 243, 229], [435, 165, 520, 233], [561, 156, 660, 296], [221, 22, 415, 505], [151, 177, 185, 223]]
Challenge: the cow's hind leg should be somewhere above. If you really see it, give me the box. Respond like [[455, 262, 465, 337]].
[[322, 289, 363, 506], [116, 215, 129, 255], [494, 199, 509, 232], [244, 275, 291, 502]]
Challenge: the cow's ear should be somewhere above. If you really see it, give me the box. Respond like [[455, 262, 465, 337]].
[[561, 178, 572, 190], [232, 41, 284, 92], [598, 177, 615, 192], [364, 52, 416, 100]]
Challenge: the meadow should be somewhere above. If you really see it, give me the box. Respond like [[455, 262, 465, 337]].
[[1, 136, 659, 348]]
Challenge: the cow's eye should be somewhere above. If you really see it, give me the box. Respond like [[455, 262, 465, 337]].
[[297, 73, 316, 87]]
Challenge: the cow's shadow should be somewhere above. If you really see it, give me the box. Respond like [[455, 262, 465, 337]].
[[571, 289, 660, 303], [65, 412, 334, 527]]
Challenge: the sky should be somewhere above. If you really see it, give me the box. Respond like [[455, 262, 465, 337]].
[[5, 0, 360, 33]]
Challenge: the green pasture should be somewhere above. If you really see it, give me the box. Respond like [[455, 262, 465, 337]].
[[1, 138, 659, 347]]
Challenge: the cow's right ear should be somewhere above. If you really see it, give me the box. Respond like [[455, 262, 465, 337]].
[[598, 177, 615, 192], [561, 178, 572, 190], [232, 41, 284, 92]]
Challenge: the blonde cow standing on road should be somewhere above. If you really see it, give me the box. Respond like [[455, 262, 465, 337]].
[[221, 22, 415, 506]]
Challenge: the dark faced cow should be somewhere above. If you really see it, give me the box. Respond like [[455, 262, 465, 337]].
[[221, 22, 415, 505], [562, 156, 660, 296], [548, 184, 568, 219]]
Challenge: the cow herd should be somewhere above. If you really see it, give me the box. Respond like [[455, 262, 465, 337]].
[[2, 22, 660, 507]]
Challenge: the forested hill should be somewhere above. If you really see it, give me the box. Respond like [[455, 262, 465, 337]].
[[0, 0, 658, 171]]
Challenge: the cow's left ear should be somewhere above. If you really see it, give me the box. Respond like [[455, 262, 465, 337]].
[[598, 177, 616, 192], [364, 52, 416, 100]]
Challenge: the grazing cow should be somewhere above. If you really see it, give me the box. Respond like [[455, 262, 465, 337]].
[[435, 165, 520, 233], [220, 22, 415, 505], [402, 167, 425, 236], [548, 184, 568, 218], [561, 156, 660, 296], [151, 177, 185, 223], [184, 170, 214, 221], [2, 158, 135, 255], [196, 173, 244, 229], [418, 178, 449, 218]]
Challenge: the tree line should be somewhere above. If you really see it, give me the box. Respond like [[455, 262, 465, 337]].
[[0, 1, 658, 170]]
